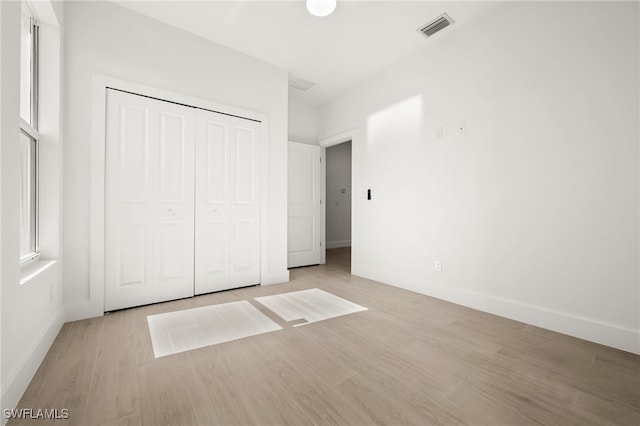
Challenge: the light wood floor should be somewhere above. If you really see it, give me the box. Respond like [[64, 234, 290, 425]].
[[11, 248, 640, 425]]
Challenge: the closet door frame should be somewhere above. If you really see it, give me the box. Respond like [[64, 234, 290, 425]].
[[84, 75, 270, 319]]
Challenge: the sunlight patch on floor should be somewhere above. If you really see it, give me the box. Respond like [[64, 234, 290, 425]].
[[147, 289, 368, 357], [255, 288, 367, 326], [147, 300, 282, 358]]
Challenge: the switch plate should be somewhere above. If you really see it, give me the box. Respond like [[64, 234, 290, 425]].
[[434, 260, 442, 272]]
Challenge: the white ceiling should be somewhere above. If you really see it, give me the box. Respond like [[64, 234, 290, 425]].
[[114, 1, 501, 105]]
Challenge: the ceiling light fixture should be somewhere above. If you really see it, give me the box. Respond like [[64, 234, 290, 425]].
[[306, 0, 336, 17]]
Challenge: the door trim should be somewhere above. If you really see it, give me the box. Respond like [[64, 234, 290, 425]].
[[318, 128, 359, 271], [71, 75, 270, 320], [319, 128, 356, 148]]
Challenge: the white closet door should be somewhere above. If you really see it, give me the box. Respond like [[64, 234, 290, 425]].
[[195, 110, 261, 294], [105, 89, 195, 311]]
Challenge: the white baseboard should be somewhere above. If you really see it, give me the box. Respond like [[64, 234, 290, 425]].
[[65, 270, 292, 320], [65, 300, 104, 322], [352, 263, 640, 355], [261, 270, 290, 286], [1, 307, 65, 423], [326, 240, 351, 249]]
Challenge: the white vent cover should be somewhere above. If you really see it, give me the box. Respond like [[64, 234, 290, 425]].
[[289, 78, 316, 91], [418, 13, 454, 38]]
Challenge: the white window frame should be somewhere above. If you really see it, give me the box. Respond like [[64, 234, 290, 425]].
[[19, 3, 40, 263]]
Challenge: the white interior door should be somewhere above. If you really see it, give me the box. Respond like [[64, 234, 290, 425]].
[[288, 141, 324, 268], [195, 110, 261, 294], [105, 89, 195, 311]]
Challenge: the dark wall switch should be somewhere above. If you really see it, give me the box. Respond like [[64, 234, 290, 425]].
[[367, 189, 372, 200]]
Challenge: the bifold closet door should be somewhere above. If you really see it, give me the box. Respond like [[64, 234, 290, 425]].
[[195, 109, 261, 294], [105, 89, 195, 311]]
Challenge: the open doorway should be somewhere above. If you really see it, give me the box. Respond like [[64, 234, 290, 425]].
[[325, 141, 352, 272]]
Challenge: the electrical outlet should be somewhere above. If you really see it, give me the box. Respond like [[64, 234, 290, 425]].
[[434, 260, 442, 272]]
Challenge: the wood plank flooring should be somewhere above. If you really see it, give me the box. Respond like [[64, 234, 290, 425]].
[[10, 248, 640, 425]]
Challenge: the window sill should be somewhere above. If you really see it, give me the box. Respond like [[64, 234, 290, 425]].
[[20, 259, 56, 285]]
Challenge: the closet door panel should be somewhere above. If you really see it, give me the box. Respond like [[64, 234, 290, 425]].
[[204, 222, 227, 273], [152, 106, 196, 303], [105, 90, 195, 311], [160, 113, 188, 202], [235, 127, 255, 204], [119, 224, 147, 283], [106, 94, 155, 310], [195, 112, 230, 293], [195, 111, 261, 294], [205, 122, 228, 203], [229, 121, 261, 287]]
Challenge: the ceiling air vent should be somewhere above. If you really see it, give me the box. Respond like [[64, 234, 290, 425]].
[[289, 78, 316, 92], [418, 13, 454, 38]]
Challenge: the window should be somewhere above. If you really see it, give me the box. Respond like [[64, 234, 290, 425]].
[[20, 2, 38, 126], [19, 130, 38, 260], [19, 2, 39, 262]]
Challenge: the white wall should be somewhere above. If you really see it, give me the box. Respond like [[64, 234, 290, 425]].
[[63, 1, 290, 319], [288, 92, 318, 145], [1, 0, 65, 416], [318, 1, 640, 353], [326, 141, 352, 248]]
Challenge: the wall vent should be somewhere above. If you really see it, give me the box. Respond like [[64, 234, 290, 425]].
[[289, 78, 315, 92], [418, 13, 454, 38]]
